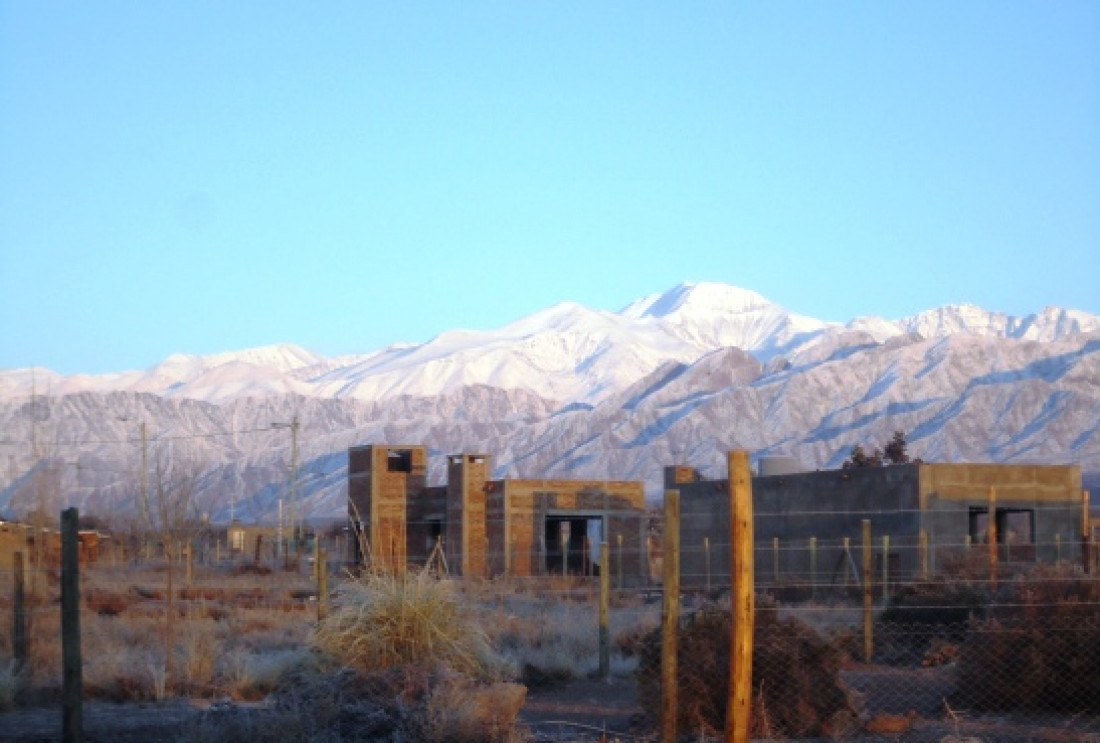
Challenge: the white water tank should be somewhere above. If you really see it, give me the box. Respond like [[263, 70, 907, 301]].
[[757, 455, 804, 477]]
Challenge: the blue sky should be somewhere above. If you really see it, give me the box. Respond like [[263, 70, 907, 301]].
[[2, 2, 1097, 375]]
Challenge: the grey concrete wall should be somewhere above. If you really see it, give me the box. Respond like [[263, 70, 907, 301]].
[[677, 462, 1085, 590], [677, 465, 922, 590]]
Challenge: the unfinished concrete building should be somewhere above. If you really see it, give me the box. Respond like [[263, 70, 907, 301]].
[[671, 457, 1087, 590], [348, 445, 649, 584], [347, 444, 429, 572]]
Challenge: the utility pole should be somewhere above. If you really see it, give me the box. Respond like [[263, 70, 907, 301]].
[[290, 415, 300, 549], [140, 421, 149, 528]]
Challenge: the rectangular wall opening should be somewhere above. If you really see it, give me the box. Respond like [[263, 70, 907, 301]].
[[387, 450, 413, 473], [968, 506, 1036, 561], [544, 515, 604, 576]]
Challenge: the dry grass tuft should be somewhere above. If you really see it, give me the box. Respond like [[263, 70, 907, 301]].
[[421, 674, 528, 743], [314, 569, 508, 681]]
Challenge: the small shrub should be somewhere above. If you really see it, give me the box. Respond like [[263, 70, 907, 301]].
[[955, 569, 1100, 713], [419, 673, 527, 743], [636, 600, 855, 738], [313, 570, 507, 681], [221, 647, 310, 701]]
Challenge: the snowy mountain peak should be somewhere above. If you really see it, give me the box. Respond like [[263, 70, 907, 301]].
[[619, 282, 772, 320]]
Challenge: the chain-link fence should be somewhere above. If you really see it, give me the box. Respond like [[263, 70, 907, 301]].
[[627, 494, 1099, 743], [3, 502, 1097, 742]]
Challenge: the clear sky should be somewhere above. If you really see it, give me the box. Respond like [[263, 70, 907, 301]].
[[2, 2, 1097, 375]]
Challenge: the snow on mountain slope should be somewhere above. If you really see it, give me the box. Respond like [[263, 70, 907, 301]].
[[3, 284, 1096, 408], [2, 283, 1098, 522], [622, 281, 830, 357]]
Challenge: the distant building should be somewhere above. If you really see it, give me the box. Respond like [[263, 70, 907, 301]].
[[225, 520, 282, 561], [0, 519, 107, 569], [671, 458, 1086, 589], [347, 444, 649, 584]]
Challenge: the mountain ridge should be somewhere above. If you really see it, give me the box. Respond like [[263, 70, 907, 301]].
[[3, 282, 1097, 406], [1, 283, 1096, 522]]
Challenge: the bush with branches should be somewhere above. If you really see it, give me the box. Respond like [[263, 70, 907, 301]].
[[635, 600, 856, 738], [955, 567, 1100, 713]]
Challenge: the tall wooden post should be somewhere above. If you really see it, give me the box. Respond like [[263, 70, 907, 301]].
[[988, 485, 998, 589], [809, 536, 817, 599], [1083, 490, 1091, 574], [861, 519, 873, 663], [704, 536, 711, 593], [616, 533, 623, 591], [772, 537, 779, 586], [919, 530, 929, 580], [727, 451, 754, 743], [843, 537, 851, 588], [660, 490, 680, 743], [13, 550, 27, 697], [313, 535, 321, 582], [317, 547, 328, 621], [599, 541, 610, 678], [61, 508, 83, 743], [166, 539, 175, 694], [185, 542, 194, 586], [882, 535, 891, 605]]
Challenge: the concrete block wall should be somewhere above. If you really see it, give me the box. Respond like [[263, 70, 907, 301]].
[[346, 444, 427, 572], [676, 460, 1085, 589], [445, 454, 491, 577], [920, 463, 1084, 568], [500, 479, 647, 583]]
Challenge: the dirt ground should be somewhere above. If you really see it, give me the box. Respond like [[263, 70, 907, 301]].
[[2, 672, 1096, 743], [0, 677, 646, 743], [520, 674, 647, 741]]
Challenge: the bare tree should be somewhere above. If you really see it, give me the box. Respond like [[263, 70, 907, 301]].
[[147, 445, 210, 694]]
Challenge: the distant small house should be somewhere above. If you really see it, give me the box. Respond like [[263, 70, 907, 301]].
[[225, 520, 281, 561], [0, 520, 107, 568], [0, 520, 32, 570]]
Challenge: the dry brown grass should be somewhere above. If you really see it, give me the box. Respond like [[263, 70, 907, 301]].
[[469, 579, 659, 685], [4, 558, 318, 703], [313, 569, 509, 681]]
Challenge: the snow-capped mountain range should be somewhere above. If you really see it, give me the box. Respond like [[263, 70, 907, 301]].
[[2, 282, 1097, 523]]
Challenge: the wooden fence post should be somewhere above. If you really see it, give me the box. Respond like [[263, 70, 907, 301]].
[[616, 533, 623, 591], [704, 536, 711, 593], [61, 508, 83, 743], [660, 490, 680, 743], [919, 530, 929, 580], [809, 536, 817, 599], [772, 537, 779, 586], [317, 547, 328, 621], [862, 519, 873, 663], [727, 451, 755, 743], [13, 550, 27, 698], [599, 541, 610, 678], [988, 485, 998, 589], [843, 537, 851, 588], [1083, 490, 1091, 574], [185, 542, 194, 586], [313, 536, 321, 583], [882, 535, 890, 605]]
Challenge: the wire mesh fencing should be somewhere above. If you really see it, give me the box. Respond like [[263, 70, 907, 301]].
[[629, 509, 1100, 743]]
